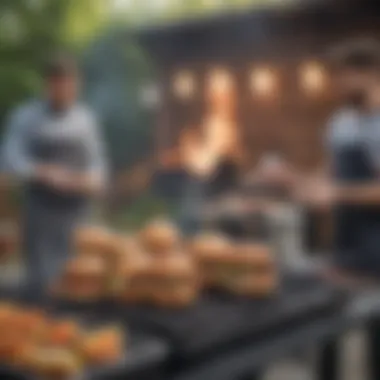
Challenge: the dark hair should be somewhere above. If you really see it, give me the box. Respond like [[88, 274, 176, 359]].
[[43, 52, 78, 79], [329, 38, 380, 72]]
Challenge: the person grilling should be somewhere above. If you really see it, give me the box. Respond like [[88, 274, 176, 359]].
[[258, 39, 380, 277], [1, 53, 108, 300], [299, 39, 380, 276]]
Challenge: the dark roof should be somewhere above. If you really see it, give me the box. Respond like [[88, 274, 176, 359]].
[[135, 0, 380, 65]]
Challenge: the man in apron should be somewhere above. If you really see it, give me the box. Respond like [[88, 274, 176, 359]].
[[292, 39, 380, 380], [295, 40, 380, 277], [2, 54, 107, 299]]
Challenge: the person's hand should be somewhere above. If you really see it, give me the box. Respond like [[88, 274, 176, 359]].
[[35, 165, 103, 195], [35, 165, 74, 192], [255, 156, 296, 187], [35, 165, 58, 183], [293, 177, 337, 211], [49, 168, 74, 192]]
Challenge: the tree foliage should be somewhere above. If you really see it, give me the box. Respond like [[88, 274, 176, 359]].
[[0, 0, 109, 128], [112, 0, 286, 25], [84, 29, 155, 170], [0, 0, 155, 171]]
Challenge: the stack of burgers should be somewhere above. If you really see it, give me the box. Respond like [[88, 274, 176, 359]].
[[53, 219, 278, 307], [0, 302, 125, 379], [53, 226, 117, 301], [191, 234, 278, 296], [117, 220, 199, 307]]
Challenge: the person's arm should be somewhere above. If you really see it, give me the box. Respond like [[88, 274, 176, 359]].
[[2, 107, 49, 182], [335, 182, 380, 205]]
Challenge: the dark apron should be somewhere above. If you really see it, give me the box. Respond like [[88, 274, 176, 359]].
[[23, 117, 90, 297], [333, 144, 380, 276], [178, 173, 208, 237]]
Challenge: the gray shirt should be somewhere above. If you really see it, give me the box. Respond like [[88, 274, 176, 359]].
[[327, 108, 380, 173], [2, 100, 107, 186]]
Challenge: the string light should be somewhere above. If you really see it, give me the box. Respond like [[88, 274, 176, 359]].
[[207, 68, 234, 97], [299, 62, 326, 94], [250, 67, 277, 98]]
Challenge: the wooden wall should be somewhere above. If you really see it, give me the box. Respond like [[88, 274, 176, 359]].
[[138, 1, 380, 172]]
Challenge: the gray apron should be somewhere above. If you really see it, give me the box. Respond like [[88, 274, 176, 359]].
[[23, 107, 90, 297]]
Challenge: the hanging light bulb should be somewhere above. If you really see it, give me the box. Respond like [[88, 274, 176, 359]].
[[173, 70, 195, 100], [299, 62, 326, 94], [207, 68, 233, 97], [250, 67, 277, 98]]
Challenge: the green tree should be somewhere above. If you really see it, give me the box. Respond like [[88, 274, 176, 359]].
[[84, 28, 155, 170], [0, 0, 109, 128]]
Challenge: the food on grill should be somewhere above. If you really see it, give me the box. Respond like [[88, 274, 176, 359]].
[[139, 219, 180, 255], [0, 306, 48, 346], [27, 348, 82, 379], [189, 233, 231, 259], [190, 233, 231, 287], [120, 253, 199, 307], [9, 341, 35, 369], [150, 257, 199, 307], [0, 303, 128, 376], [111, 235, 144, 268], [75, 225, 114, 256], [80, 326, 125, 366], [54, 256, 108, 301], [0, 336, 26, 363], [62, 219, 280, 303], [46, 319, 81, 347], [0, 303, 18, 324], [116, 251, 151, 302], [232, 243, 275, 270], [12, 308, 48, 341], [195, 239, 277, 296], [0, 308, 45, 364]]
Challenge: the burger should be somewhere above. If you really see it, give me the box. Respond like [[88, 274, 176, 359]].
[[11, 308, 48, 342], [79, 326, 125, 366], [139, 219, 181, 255], [116, 253, 152, 302], [74, 225, 114, 256], [111, 235, 145, 269], [27, 348, 82, 380], [0, 302, 19, 325], [122, 254, 199, 307], [53, 256, 108, 301], [46, 319, 81, 348], [195, 239, 277, 296], [190, 233, 231, 287], [189, 233, 231, 259]]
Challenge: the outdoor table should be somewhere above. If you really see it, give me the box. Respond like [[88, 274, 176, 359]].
[[0, 269, 350, 380], [121, 271, 345, 380], [171, 312, 348, 380], [318, 285, 380, 380], [170, 276, 378, 380]]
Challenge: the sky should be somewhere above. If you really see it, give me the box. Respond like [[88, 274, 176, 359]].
[[110, 0, 293, 21]]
